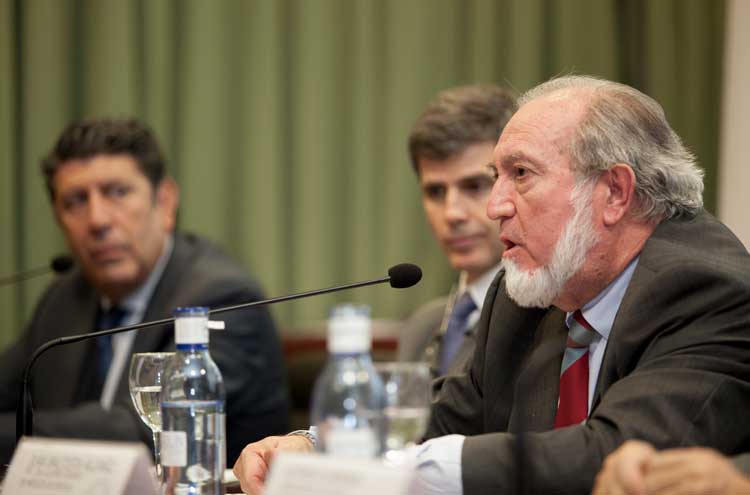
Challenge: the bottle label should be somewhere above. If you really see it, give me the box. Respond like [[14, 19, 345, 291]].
[[160, 430, 187, 467], [325, 427, 377, 458]]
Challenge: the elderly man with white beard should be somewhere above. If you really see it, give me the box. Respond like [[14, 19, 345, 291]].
[[232, 75, 750, 495]]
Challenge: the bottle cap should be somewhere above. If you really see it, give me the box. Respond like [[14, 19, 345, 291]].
[[327, 303, 371, 353], [174, 306, 210, 344]]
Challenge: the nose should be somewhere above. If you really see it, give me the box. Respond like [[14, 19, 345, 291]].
[[486, 178, 515, 222], [86, 191, 113, 236], [444, 188, 469, 224]]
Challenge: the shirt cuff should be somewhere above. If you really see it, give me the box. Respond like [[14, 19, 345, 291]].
[[408, 434, 465, 495]]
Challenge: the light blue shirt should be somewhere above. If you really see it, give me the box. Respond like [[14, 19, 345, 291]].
[[99, 236, 173, 410], [412, 256, 640, 494], [573, 256, 639, 413]]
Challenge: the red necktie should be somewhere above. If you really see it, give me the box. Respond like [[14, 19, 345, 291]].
[[554, 310, 596, 429]]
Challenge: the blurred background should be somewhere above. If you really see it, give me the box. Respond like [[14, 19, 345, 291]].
[[1, 0, 747, 350]]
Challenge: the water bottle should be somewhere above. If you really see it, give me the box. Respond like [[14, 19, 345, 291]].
[[309, 303, 386, 458], [160, 307, 226, 495]]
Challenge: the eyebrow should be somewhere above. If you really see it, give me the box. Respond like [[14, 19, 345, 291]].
[[498, 151, 546, 171], [421, 171, 495, 187], [457, 172, 495, 182]]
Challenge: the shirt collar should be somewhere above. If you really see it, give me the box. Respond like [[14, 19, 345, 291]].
[[565, 255, 640, 340], [100, 235, 174, 315], [459, 262, 503, 311]]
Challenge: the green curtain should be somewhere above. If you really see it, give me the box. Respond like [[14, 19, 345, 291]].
[[0, 0, 725, 349]]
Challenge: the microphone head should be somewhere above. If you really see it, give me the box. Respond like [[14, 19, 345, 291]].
[[50, 255, 74, 274], [388, 263, 422, 289]]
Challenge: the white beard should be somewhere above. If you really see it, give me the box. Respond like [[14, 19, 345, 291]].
[[502, 183, 598, 308]]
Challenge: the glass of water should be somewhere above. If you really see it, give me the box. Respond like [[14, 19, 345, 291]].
[[375, 362, 432, 462], [129, 352, 173, 477]]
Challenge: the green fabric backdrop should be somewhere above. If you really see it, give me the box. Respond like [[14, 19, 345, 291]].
[[0, 0, 725, 349]]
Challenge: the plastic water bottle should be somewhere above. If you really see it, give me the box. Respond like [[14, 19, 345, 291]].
[[309, 303, 386, 458], [160, 307, 226, 495]]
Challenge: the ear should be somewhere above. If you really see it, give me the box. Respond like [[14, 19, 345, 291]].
[[600, 163, 636, 226], [156, 177, 180, 232]]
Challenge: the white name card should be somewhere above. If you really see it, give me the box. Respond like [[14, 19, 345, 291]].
[[264, 452, 415, 495], [1, 437, 159, 495]]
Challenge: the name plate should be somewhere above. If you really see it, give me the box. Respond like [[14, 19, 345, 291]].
[[265, 452, 414, 495], [1, 437, 158, 495]]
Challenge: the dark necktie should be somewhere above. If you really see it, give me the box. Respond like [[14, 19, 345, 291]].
[[554, 310, 596, 428], [439, 292, 476, 375], [95, 305, 128, 390]]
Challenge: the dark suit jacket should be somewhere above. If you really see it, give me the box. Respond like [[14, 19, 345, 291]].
[[0, 233, 290, 464], [425, 211, 750, 494], [398, 296, 478, 378]]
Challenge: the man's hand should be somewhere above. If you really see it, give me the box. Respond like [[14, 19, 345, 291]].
[[593, 441, 750, 495], [232, 435, 314, 495], [593, 440, 656, 495], [643, 447, 750, 495]]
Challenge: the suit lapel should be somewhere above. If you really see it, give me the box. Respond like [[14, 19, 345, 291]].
[[529, 310, 567, 430], [34, 276, 100, 408], [114, 235, 192, 403], [132, 235, 192, 354], [591, 244, 659, 412], [509, 309, 567, 432]]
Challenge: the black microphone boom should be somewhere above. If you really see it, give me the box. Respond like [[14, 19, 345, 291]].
[[0, 255, 74, 287], [16, 262, 422, 441]]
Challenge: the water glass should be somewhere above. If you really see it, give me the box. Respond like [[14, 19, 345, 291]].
[[374, 362, 432, 461], [129, 352, 174, 477]]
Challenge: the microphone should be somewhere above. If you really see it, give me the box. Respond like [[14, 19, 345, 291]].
[[16, 262, 422, 441], [0, 255, 74, 287]]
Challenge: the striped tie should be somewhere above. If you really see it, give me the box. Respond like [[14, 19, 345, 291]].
[[554, 310, 596, 429]]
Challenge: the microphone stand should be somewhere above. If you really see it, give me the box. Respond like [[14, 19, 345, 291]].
[[16, 273, 403, 441]]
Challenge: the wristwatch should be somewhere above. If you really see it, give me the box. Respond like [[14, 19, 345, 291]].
[[286, 427, 318, 447]]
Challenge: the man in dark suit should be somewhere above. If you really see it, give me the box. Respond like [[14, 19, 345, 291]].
[[417, 75, 750, 493], [399, 85, 516, 377], [232, 75, 750, 495], [0, 118, 289, 465]]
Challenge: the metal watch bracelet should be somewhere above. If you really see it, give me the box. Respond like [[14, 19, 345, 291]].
[[286, 427, 318, 447]]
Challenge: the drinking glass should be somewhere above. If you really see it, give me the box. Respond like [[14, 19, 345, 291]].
[[129, 352, 173, 477], [375, 362, 432, 463]]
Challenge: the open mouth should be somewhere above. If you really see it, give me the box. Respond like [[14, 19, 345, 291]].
[[501, 238, 517, 251]]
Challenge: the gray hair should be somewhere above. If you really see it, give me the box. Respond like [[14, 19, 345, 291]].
[[518, 75, 704, 221]]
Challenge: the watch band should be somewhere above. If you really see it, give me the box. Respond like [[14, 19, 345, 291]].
[[286, 428, 318, 447]]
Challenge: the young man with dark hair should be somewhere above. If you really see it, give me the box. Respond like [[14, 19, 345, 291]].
[[400, 85, 517, 376]]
